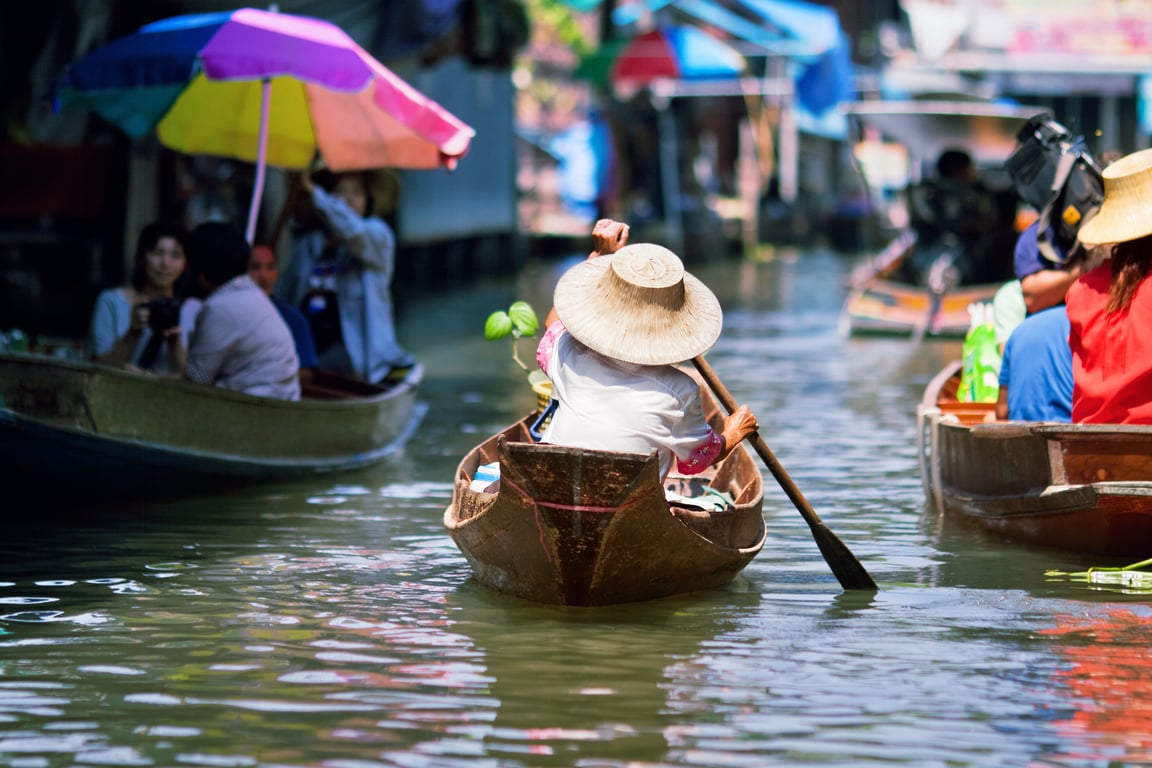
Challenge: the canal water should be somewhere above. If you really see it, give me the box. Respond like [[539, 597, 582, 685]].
[[3, 246, 1149, 767]]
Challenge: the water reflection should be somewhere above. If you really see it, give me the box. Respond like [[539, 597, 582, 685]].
[[3, 248, 1152, 767], [1038, 607, 1152, 766], [446, 587, 760, 765]]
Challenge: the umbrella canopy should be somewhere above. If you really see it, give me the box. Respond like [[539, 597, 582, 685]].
[[56, 7, 476, 241], [610, 25, 745, 85]]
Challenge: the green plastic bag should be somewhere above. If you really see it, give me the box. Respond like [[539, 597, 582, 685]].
[[957, 302, 1000, 403]]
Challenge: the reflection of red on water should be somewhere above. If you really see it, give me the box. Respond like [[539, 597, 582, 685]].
[[1038, 609, 1152, 764]]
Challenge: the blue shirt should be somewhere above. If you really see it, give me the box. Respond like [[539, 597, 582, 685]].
[[271, 295, 318, 370], [1013, 220, 1070, 280], [998, 305, 1072, 422]]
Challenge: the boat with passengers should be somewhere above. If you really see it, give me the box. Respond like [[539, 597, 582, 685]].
[[840, 100, 1044, 338]]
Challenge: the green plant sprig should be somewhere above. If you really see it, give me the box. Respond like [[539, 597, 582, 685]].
[[484, 301, 548, 385]]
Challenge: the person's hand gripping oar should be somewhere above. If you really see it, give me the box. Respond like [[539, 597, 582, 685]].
[[691, 355, 879, 591]]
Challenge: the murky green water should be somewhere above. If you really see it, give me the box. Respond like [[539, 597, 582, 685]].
[[2, 248, 1149, 767]]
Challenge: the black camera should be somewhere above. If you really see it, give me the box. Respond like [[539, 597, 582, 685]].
[[143, 297, 182, 331]]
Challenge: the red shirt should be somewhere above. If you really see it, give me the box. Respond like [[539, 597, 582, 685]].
[[1066, 261, 1152, 423]]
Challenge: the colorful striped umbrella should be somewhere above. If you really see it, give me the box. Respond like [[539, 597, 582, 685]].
[[56, 7, 475, 241]]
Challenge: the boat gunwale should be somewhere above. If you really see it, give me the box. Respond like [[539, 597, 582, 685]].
[[0, 351, 423, 411]]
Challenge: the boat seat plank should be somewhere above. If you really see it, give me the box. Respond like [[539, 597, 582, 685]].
[[499, 437, 659, 508], [939, 400, 997, 425]]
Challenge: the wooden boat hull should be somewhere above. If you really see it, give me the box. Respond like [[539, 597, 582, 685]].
[[841, 277, 1000, 338], [444, 389, 766, 606], [0, 352, 425, 498], [917, 361, 1152, 555]]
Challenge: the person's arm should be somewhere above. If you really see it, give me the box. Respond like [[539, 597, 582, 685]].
[[1020, 266, 1081, 314], [90, 291, 146, 368], [166, 329, 187, 379], [996, 338, 1012, 420], [545, 219, 630, 328], [995, 385, 1009, 420], [308, 182, 394, 271], [675, 405, 760, 474], [716, 405, 759, 461]]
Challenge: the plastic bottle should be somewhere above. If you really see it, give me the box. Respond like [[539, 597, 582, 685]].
[[957, 303, 1000, 403]]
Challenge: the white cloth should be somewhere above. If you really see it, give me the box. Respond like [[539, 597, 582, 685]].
[[541, 330, 713, 479], [186, 275, 300, 400]]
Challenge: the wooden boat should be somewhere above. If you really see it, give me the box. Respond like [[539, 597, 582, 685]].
[[443, 385, 766, 605], [916, 360, 1152, 555], [839, 101, 1043, 338], [840, 230, 1002, 338], [0, 351, 425, 499]]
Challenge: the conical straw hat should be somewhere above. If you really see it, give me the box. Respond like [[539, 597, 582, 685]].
[[553, 243, 723, 365], [1077, 147, 1152, 245]]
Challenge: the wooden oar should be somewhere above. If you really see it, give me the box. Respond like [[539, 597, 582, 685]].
[[692, 355, 878, 591], [910, 287, 944, 346]]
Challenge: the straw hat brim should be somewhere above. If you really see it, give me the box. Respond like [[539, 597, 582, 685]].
[[553, 250, 723, 366], [1077, 147, 1152, 245]]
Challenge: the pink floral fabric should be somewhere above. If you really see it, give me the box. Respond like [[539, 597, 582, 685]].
[[676, 430, 722, 474], [536, 320, 565, 376]]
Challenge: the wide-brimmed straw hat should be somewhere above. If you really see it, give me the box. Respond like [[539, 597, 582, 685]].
[[553, 243, 723, 365], [1077, 147, 1152, 246]]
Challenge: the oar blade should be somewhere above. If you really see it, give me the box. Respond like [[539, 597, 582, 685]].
[[692, 355, 878, 592], [809, 519, 878, 591]]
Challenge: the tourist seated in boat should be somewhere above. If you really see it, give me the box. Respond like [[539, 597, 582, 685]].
[[1005, 117, 1107, 315], [1066, 147, 1152, 424], [995, 305, 1072, 422], [277, 168, 414, 386], [992, 279, 1026, 355], [87, 220, 201, 375], [1012, 220, 1075, 314], [249, 243, 317, 386], [183, 221, 301, 401], [534, 218, 759, 482]]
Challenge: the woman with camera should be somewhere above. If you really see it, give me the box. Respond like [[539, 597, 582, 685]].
[[87, 220, 202, 375]]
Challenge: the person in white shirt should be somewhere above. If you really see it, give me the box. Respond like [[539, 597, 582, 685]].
[[184, 221, 300, 401], [535, 219, 758, 481]]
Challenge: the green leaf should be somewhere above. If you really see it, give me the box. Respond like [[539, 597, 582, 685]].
[[508, 301, 539, 337], [484, 311, 513, 340]]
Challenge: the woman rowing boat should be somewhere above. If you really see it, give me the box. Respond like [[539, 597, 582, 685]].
[[535, 218, 759, 482]]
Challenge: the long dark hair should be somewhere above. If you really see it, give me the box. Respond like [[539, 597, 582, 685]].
[[1107, 233, 1152, 313], [130, 220, 189, 292]]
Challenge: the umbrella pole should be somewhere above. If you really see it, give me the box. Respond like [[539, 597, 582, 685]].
[[246, 77, 272, 244]]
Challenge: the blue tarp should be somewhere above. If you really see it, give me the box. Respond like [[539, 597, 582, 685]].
[[736, 0, 841, 57]]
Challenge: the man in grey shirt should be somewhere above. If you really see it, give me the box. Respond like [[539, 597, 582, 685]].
[[184, 222, 300, 401]]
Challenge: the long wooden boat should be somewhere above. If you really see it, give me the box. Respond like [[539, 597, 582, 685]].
[[916, 360, 1152, 555], [444, 385, 765, 605], [840, 231, 1002, 338], [840, 101, 1043, 339], [0, 351, 425, 499]]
